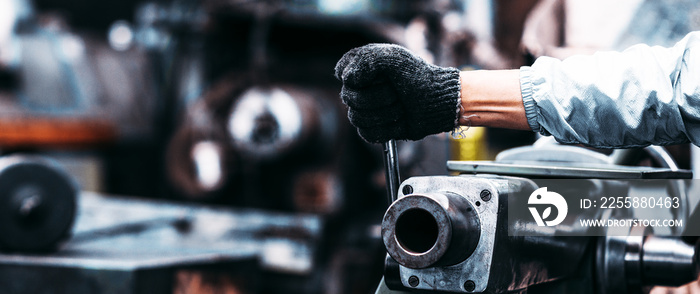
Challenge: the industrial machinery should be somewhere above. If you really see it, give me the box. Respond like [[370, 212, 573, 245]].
[[0, 190, 324, 293], [0, 156, 327, 293], [159, 0, 459, 206], [0, 155, 77, 252], [380, 141, 700, 293], [5, 1, 699, 293], [0, 1, 469, 293]]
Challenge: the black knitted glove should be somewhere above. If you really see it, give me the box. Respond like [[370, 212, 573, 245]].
[[334, 43, 461, 143]]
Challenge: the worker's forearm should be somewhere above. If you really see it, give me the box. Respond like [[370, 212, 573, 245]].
[[458, 70, 530, 130]]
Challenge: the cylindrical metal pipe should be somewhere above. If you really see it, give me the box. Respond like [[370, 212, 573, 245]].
[[382, 192, 481, 269], [641, 236, 699, 287]]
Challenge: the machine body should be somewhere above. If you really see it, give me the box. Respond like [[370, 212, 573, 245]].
[[381, 144, 700, 293]]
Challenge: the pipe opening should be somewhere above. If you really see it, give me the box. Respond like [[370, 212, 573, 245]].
[[395, 208, 439, 254]]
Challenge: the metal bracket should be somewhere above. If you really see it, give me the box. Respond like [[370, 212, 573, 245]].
[[395, 176, 499, 293]]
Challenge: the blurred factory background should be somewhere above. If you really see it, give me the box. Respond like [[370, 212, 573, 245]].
[[0, 0, 697, 293]]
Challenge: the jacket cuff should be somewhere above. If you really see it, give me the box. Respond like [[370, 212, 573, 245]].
[[519, 66, 542, 133]]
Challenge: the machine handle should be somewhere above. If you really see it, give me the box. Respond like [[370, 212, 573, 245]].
[[383, 140, 401, 205]]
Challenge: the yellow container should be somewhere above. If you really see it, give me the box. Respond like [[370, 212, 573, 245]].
[[449, 126, 489, 161]]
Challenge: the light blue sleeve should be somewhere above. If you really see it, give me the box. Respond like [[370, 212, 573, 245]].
[[520, 31, 700, 148]]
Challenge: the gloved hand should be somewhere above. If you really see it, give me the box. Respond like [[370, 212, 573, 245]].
[[334, 44, 462, 143]]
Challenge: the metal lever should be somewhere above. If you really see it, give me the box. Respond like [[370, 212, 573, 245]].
[[383, 140, 401, 205]]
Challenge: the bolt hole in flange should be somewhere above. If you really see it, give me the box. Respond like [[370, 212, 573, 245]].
[[402, 185, 413, 195], [395, 208, 438, 254], [464, 280, 476, 292]]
